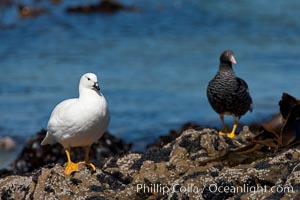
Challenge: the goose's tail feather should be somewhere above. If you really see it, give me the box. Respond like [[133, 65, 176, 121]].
[[41, 132, 56, 145]]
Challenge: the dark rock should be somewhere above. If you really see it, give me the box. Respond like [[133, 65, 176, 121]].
[[213, 164, 224, 171], [0, 136, 16, 150], [286, 152, 293, 160], [179, 135, 202, 153], [148, 122, 201, 149], [131, 146, 172, 170], [1, 187, 13, 200], [181, 193, 190, 200], [165, 164, 176, 170], [191, 152, 209, 160], [254, 160, 271, 169], [66, 0, 137, 14], [106, 157, 118, 168], [170, 192, 178, 200], [96, 172, 124, 190], [0, 169, 13, 178], [44, 185, 55, 193], [86, 196, 106, 200], [243, 176, 257, 188], [89, 185, 105, 192], [11, 129, 131, 175], [18, 5, 47, 18], [210, 171, 219, 177], [32, 170, 41, 183], [266, 192, 284, 200], [70, 178, 82, 185]]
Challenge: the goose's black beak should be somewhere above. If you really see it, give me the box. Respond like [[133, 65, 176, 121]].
[[93, 82, 100, 91]]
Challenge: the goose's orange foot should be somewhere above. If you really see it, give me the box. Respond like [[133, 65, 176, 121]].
[[80, 161, 96, 171], [65, 161, 81, 175]]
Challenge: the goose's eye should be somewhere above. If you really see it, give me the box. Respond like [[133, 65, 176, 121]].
[[87, 77, 91, 81]]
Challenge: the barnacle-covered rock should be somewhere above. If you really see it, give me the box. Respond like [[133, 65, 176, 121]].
[[1, 127, 300, 199]]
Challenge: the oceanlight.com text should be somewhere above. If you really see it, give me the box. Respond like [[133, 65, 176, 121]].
[[208, 184, 294, 194]]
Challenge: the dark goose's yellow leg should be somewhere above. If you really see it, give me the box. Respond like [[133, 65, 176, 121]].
[[227, 117, 239, 139], [219, 114, 229, 135]]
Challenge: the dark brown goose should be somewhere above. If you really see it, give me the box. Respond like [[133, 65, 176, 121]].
[[207, 50, 253, 138]]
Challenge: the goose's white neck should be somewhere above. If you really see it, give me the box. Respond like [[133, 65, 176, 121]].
[[79, 86, 102, 100]]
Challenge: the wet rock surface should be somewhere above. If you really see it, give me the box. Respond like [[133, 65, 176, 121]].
[[1, 128, 300, 199], [0, 136, 16, 150], [66, 0, 137, 14]]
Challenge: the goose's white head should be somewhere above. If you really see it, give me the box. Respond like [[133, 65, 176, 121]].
[[79, 73, 100, 93]]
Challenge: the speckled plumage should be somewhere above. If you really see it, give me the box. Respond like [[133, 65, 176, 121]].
[[207, 50, 253, 119]]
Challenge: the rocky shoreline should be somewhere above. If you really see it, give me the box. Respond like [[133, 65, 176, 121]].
[[1, 126, 300, 199], [1, 92, 300, 199], [0, 129, 131, 177]]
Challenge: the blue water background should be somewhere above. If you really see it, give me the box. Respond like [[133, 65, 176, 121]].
[[1, 0, 300, 166]]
